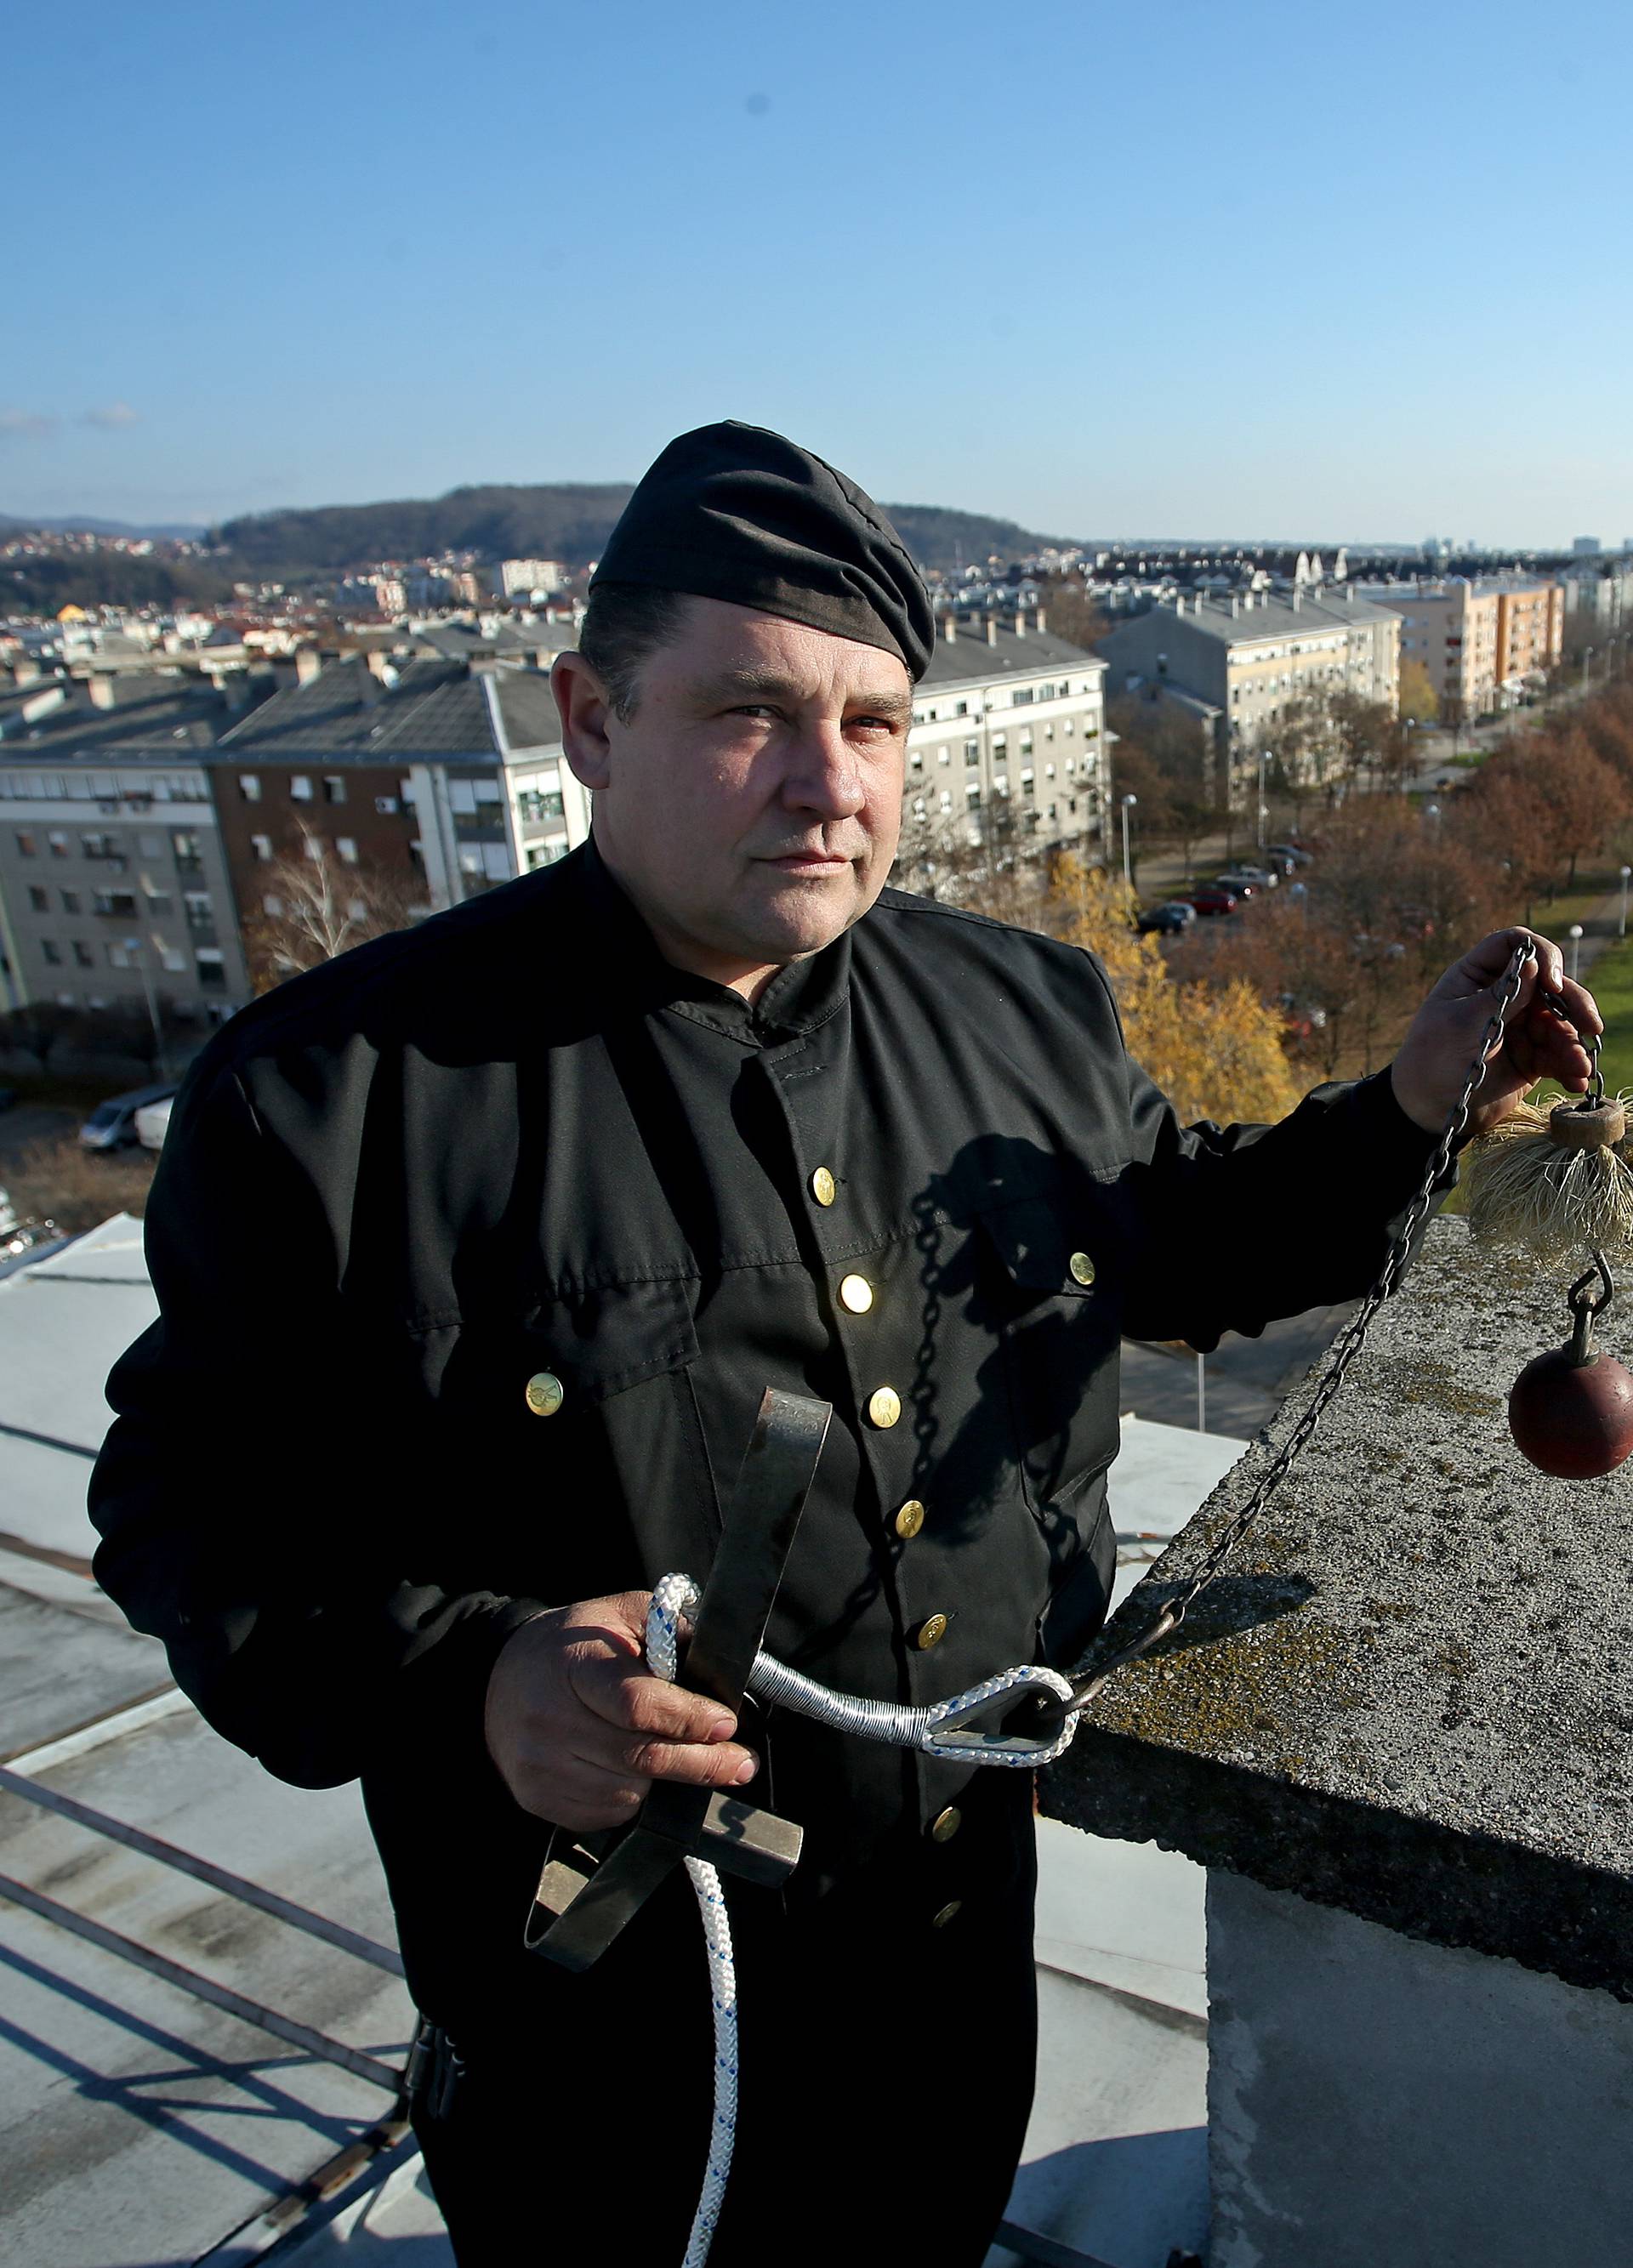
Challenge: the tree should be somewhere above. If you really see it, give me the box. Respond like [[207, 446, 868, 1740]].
[[1046, 855, 1300, 1123], [242, 830, 424, 990], [1037, 576, 1110, 651], [0, 999, 81, 1077], [1398, 659, 1438, 726]]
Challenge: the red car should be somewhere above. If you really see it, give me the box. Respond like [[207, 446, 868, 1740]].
[[1180, 888, 1239, 917]]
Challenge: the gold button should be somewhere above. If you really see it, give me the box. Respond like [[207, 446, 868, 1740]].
[[811, 1166, 837, 1207], [867, 1386, 902, 1430], [524, 1371, 564, 1417], [1069, 1251, 1096, 1287], [930, 1805, 962, 1844], [931, 1900, 963, 1930], [893, 1498, 925, 1541], [914, 1612, 948, 1651], [839, 1273, 873, 1315]]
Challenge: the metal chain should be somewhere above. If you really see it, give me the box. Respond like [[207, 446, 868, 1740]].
[[1059, 940, 1537, 1715]]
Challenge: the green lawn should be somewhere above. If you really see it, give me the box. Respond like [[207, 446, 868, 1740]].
[[1582, 933, 1633, 1094]]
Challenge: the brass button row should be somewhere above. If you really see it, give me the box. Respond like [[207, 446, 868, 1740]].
[[867, 1385, 901, 1430], [930, 1804, 962, 1844], [839, 1272, 873, 1315], [525, 1371, 564, 1418], [894, 1498, 925, 1541], [811, 1165, 837, 1207], [1070, 1250, 1096, 1287], [913, 1612, 948, 1652], [931, 1900, 963, 1930]]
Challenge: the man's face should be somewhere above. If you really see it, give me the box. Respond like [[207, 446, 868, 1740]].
[[556, 596, 912, 997]]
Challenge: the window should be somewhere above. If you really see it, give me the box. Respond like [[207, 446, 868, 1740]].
[[262, 893, 283, 917], [992, 734, 1007, 758], [337, 838, 359, 865], [161, 946, 188, 973], [250, 833, 272, 861], [966, 785, 982, 807], [323, 776, 346, 804], [965, 742, 982, 768], [1063, 718, 1073, 736], [1019, 732, 1033, 756], [196, 948, 226, 988], [60, 889, 80, 913], [1012, 688, 1034, 706], [304, 836, 323, 861], [48, 831, 68, 857], [955, 701, 969, 717], [184, 891, 213, 933], [909, 752, 923, 772], [145, 889, 172, 915], [291, 776, 314, 801], [107, 941, 135, 969], [93, 890, 139, 917], [15, 833, 37, 857], [41, 940, 61, 965], [239, 775, 262, 802], [73, 941, 93, 968], [172, 831, 203, 873], [27, 885, 47, 912]]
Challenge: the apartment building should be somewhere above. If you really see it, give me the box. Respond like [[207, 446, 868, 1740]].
[[210, 652, 589, 935], [1095, 588, 1400, 780], [902, 611, 1108, 858], [1369, 580, 1563, 722], [0, 678, 255, 1017]]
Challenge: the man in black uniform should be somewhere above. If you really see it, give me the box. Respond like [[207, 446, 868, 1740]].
[[90, 423, 1597, 2265]]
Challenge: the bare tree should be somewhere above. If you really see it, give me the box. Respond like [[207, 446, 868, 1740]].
[[242, 829, 424, 990]]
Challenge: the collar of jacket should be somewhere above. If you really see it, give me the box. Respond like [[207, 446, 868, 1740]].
[[577, 833, 853, 1044]]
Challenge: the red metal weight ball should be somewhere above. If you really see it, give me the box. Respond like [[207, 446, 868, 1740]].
[[1508, 1348, 1633, 1479]]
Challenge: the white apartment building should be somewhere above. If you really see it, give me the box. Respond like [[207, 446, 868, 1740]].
[[499, 559, 568, 598], [1095, 589, 1400, 782], [902, 611, 1108, 859]]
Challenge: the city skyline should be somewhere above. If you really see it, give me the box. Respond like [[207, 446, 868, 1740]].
[[8, 0, 1633, 545]]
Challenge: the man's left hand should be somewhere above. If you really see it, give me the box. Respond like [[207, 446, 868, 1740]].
[[1391, 926, 1603, 1144]]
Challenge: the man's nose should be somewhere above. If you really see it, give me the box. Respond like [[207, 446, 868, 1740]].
[[782, 721, 865, 819]]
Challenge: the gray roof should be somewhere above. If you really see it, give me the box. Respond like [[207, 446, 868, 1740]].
[[919, 621, 1103, 692], [0, 678, 234, 757], [1145, 590, 1400, 647], [218, 657, 561, 765], [405, 620, 566, 663]]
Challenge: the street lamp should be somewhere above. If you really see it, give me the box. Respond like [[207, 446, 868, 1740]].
[[122, 936, 170, 1079], [1120, 794, 1137, 890], [1568, 923, 1585, 981], [1621, 865, 1631, 939]]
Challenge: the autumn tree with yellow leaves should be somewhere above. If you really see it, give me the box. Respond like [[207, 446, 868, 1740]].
[[1048, 855, 1300, 1126]]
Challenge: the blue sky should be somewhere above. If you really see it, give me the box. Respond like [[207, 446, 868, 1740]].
[[7, 0, 1631, 545]]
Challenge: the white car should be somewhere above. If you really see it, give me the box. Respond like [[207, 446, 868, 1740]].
[[134, 1094, 175, 1151]]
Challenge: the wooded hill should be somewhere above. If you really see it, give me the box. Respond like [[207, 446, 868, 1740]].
[[209, 486, 1067, 577]]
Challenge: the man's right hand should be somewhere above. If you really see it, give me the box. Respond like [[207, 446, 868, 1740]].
[[484, 1591, 759, 1831]]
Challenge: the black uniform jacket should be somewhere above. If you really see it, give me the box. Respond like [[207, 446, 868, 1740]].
[[89, 843, 1439, 2026]]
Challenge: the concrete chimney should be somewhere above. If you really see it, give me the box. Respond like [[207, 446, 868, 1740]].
[[942, 614, 957, 644], [1292, 588, 1303, 612], [295, 648, 323, 688], [1047, 1217, 1633, 2268], [1034, 606, 1047, 634], [987, 616, 999, 646], [1014, 611, 1027, 638], [87, 674, 117, 711]]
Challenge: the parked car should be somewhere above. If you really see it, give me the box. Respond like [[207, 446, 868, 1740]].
[[1268, 843, 1312, 867], [1181, 888, 1239, 917], [79, 1083, 178, 1151], [1214, 874, 1260, 899], [1228, 863, 1279, 887], [134, 1094, 174, 1151], [1136, 900, 1198, 935]]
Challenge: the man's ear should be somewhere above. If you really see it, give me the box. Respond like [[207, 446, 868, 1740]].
[[553, 651, 614, 792]]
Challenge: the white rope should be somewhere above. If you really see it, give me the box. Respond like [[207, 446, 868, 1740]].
[[641, 1572, 1082, 2265]]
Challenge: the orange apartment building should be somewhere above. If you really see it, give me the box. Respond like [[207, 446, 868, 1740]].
[[1374, 579, 1562, 724]]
